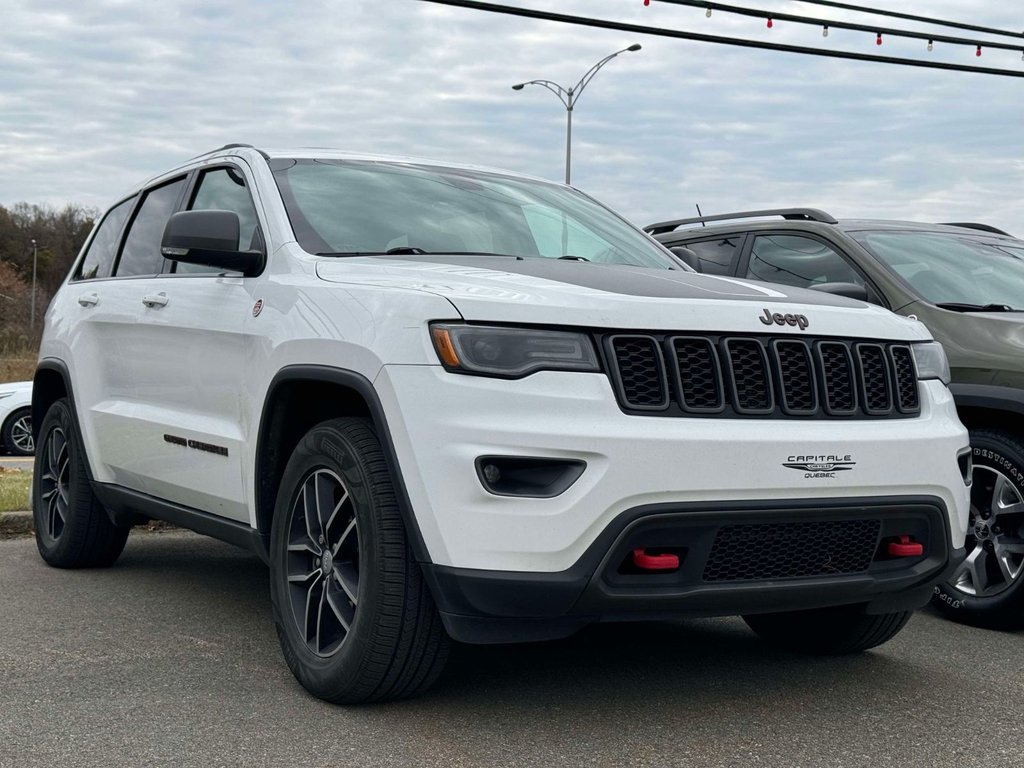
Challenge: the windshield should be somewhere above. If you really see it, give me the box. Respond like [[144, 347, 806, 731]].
[[852, 230, 1024, 309], [271, 159, 675, 269]]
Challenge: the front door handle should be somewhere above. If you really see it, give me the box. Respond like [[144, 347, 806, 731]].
[[142, 292, 169, 308], [77, 292, 99, 307]]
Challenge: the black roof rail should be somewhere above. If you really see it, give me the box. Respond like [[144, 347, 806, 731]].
[[939, 222, 1011, 236], [644, 208, 838, 235]]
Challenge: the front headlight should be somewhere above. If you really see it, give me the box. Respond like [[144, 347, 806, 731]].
[[913, 341, 951, 385], [430, 323, 600, 378]]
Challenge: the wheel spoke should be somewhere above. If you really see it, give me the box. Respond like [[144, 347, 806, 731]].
[[335, 562, 359, 606], [332, 517, 357, 557], [288, 568, 320, 584], [325, 490, 349, 538], [996, 536, 1024, 554], [325, 581, 354, 631], [996, 501, 1024, 517], [961, 546, 991, 594], [994, 549, 1019, 584], [315, 471, 338, 533], [303, 571, 324, 643], [301, 481, 322, 545]]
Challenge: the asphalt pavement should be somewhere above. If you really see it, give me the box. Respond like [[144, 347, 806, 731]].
[[1, 530, 1023, 768]]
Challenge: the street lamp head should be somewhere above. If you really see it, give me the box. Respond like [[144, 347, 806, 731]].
[[512, 83, 525, 90], [627, 43, 642, 52]]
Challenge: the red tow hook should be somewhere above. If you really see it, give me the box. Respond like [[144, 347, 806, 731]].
[[632, 548, 680, 571], [887, 535, 924, 557]]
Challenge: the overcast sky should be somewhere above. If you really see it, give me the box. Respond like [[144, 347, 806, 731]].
[[2, 0, 1022, 232]]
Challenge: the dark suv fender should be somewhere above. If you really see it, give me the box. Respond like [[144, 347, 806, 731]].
[[949, 383, 1024, 427]]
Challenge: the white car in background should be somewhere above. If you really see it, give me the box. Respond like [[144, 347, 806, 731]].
[[0, 382, 33, 456]]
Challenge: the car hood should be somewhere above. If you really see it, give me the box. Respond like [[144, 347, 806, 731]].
[[0, 380, 31, 394], [316, 255, 929, 340]]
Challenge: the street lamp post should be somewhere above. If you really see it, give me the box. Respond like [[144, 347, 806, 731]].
[[513, 43, 642, 185], [30, 239, 38, 329]]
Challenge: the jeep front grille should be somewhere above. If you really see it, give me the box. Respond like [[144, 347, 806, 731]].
[[602, 333, 921, 419]]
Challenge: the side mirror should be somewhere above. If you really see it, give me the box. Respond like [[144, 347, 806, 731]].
[[161, 210, 264, 276], [670, 246, 702, 272], [807, 282, 870, 302]]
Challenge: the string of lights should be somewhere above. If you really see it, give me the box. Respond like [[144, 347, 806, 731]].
[[647, 0, 1023, 56], [794, 0, 1024, 41], [418, 0, 1024, 77]]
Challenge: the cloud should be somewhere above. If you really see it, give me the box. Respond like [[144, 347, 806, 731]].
[[0, 0, 1022, 235]]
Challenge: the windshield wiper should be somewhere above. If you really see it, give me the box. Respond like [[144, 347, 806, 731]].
[[935, 302, 1019, 312], [557, 255, 590, 262]]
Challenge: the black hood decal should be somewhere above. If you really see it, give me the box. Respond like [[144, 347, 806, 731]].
[[372, 255, 866, 308]]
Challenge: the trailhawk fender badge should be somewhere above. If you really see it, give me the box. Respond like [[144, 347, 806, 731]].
[[783, 454, 856, 478], [759, 308, 809, 330]]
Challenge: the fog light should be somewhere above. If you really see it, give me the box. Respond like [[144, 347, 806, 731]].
[[475, 456, 586, 498]]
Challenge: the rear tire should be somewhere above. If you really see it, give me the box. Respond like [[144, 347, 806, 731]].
[[32, 398, 129, 568], [269, 417, 449, 704], [743, 604, 912, 654], [2, 407, 33, 456]]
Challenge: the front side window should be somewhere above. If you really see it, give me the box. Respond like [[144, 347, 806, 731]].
[[76, 196, 136, 280], [682, 236, 743, 276], [179, 167, 261, 273], [115, 178, 186, 277], [745, 234, 863, 289], [853, 230, 1024, 309], [271, 159, 675, 270]]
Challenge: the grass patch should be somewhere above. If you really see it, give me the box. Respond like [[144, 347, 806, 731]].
[[0, 357, 35, 383], [0, 468, 32, 512]]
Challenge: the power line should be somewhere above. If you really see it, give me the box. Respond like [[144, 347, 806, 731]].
[[418, 0, 1024, 78], [650, 0, 1024, 54], [794, 0, 1024, 41]]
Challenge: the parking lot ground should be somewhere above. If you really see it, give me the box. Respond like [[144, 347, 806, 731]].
[[1, 530, 1023, 768]]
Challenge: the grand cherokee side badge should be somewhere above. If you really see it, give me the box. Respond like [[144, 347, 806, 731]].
[[783, 454, 856, 478], [760, 308, 808, 330]]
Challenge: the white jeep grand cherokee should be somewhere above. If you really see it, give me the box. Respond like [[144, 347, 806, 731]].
[[33, 144, 970, 703]]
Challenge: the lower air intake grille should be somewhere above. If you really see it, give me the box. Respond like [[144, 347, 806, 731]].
[[702, 519, 882, 581]]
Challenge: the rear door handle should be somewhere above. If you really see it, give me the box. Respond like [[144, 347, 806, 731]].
[[77, 292, 99, 307], [142, 292, 169, 308]]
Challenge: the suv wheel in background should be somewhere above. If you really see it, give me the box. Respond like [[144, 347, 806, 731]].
[[932, 429, 1024, 629], [2, 407, 33, 456], [33, 398, 129, 567], [743, 604, 913, 654], [269, 417, 449, 704]]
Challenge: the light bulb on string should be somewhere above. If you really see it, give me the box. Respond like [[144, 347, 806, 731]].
[[822, 25, 828, 38], [876, 32, 883, 46], [976, 45, 982, 57], [927, 39, 934, 52], [767, 16, 773, 29], [706, 7, 712, 17]]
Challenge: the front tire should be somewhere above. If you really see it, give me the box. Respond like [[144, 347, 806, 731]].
[[743, 604, 912, 654], [932, 429, 1024, 629], [269, 417, 449, 704], [32, 398, 129, 568], [2, 407, 33, 456]]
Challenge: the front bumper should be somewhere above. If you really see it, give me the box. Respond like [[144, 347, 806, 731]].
[[375, 365, 970, 572], [421, 496, 963, 643]]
